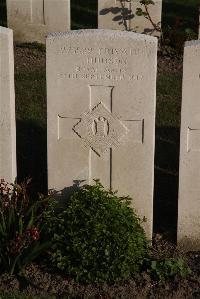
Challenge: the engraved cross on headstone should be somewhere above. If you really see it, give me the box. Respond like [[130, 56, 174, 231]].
[[187, 127, 200, 152], [42, 0, 46, 25], [58, 85, 144, 186], [31, 0, 46, 25]]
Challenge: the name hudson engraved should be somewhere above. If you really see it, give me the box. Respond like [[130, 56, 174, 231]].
[[87, 57, 127, 65]]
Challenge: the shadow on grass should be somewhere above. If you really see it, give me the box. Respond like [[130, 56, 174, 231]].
[[0, 0, 7, 27], [71, 0, 97, 29], [153, 126, 180, 242], [162, 1, 198, 32], [16, 120, 47, 196]]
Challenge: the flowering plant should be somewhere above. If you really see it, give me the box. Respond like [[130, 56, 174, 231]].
[[0, 179, 50, 274]]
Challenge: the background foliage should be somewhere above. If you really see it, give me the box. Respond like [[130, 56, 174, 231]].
[[0, 180, 51, 274]]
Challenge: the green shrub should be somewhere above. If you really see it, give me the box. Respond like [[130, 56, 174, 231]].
[[0, 179, 51, 275], [148, 257, 191, 281], [44, 181, 148, 283]]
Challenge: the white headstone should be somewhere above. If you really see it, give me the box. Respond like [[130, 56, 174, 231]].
[[7, 0, 70, 43], [98, 0, 162, 37], [178, 40, 200, 250], [0, 27, 16, 183], [47, 30, 157, 239]]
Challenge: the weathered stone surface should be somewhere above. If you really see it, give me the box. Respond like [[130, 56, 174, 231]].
[[178, 40, 200, 251], [47, 30, 157, 239], [0, 27, 16, 182], [7, 0, 70, 43], [98, 0, 162, 37]]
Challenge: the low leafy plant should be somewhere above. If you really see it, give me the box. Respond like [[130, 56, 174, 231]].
[[44, 181, 148, 283], [148, 257, 191, 281], [0, 179, 51, 275]]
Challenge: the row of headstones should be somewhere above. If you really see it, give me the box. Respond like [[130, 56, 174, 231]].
[[6, 0, 163, 43], [1, 25, 200, 251]]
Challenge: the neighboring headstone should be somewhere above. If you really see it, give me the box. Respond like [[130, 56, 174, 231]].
[[47, 30, 157, 238], [7, 0, 70, 43], [0, 27, 16, 182], [178, 40, 200, 250], [98, 0, 162, 37]]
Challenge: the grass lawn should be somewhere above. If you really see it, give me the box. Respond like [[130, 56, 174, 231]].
[[154, 71, 182, 240], [15, 45, 47, 195], [162, 0, 199, 34]]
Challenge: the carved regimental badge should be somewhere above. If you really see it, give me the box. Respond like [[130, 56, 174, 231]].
[[73, 102, 128, 156]]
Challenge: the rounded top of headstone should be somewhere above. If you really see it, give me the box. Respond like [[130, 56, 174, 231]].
[[185, 39, 200, 48], [0, 26, 13, 36], [47, 29, 158, 44]]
